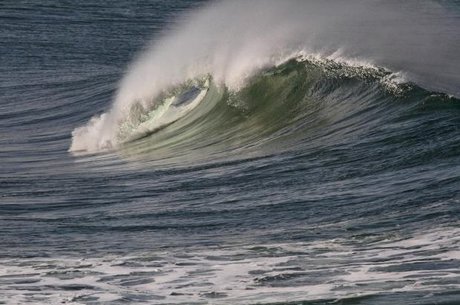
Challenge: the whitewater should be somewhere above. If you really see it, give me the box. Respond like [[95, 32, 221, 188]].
[[70, 0, 460, 153], [1, 0, 459, 304]]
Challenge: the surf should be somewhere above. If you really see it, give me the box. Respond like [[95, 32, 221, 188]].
[[69, 0, 460, 155]]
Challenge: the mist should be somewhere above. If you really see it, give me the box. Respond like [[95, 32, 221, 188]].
[[71, 0, 460, 153]]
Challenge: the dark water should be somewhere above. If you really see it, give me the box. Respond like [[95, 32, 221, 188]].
[[1, 1, 460, 304]]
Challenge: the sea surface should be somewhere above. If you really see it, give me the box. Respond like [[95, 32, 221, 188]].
[[1, 1, 460, 304]]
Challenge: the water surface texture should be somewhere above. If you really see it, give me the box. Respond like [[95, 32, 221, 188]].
[[1, 1, 460, 304]]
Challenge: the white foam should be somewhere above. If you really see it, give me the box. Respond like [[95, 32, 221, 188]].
[[1, 226, 459, 304]]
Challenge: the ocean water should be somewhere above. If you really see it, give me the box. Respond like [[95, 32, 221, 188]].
[[1, 1, 460, 304]]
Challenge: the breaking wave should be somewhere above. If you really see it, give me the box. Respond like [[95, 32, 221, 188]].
[[70, 0, 460, 156]]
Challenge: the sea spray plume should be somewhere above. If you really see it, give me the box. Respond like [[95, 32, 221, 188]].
[[70, 0, 460, 153]]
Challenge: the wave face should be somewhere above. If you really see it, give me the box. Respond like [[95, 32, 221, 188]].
[[2, 0, 460, 304], [107, 57, 458, 168], [70, 0, 460, 153]]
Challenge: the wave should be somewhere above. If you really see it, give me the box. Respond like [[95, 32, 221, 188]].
[[73, 56, 458, 164], [70, 0, 460, 155]]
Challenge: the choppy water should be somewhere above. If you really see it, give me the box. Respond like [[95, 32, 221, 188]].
[[1, 1, 460, 304]]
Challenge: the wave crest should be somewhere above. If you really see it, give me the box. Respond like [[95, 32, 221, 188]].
[[70, 0, 460, 154]]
